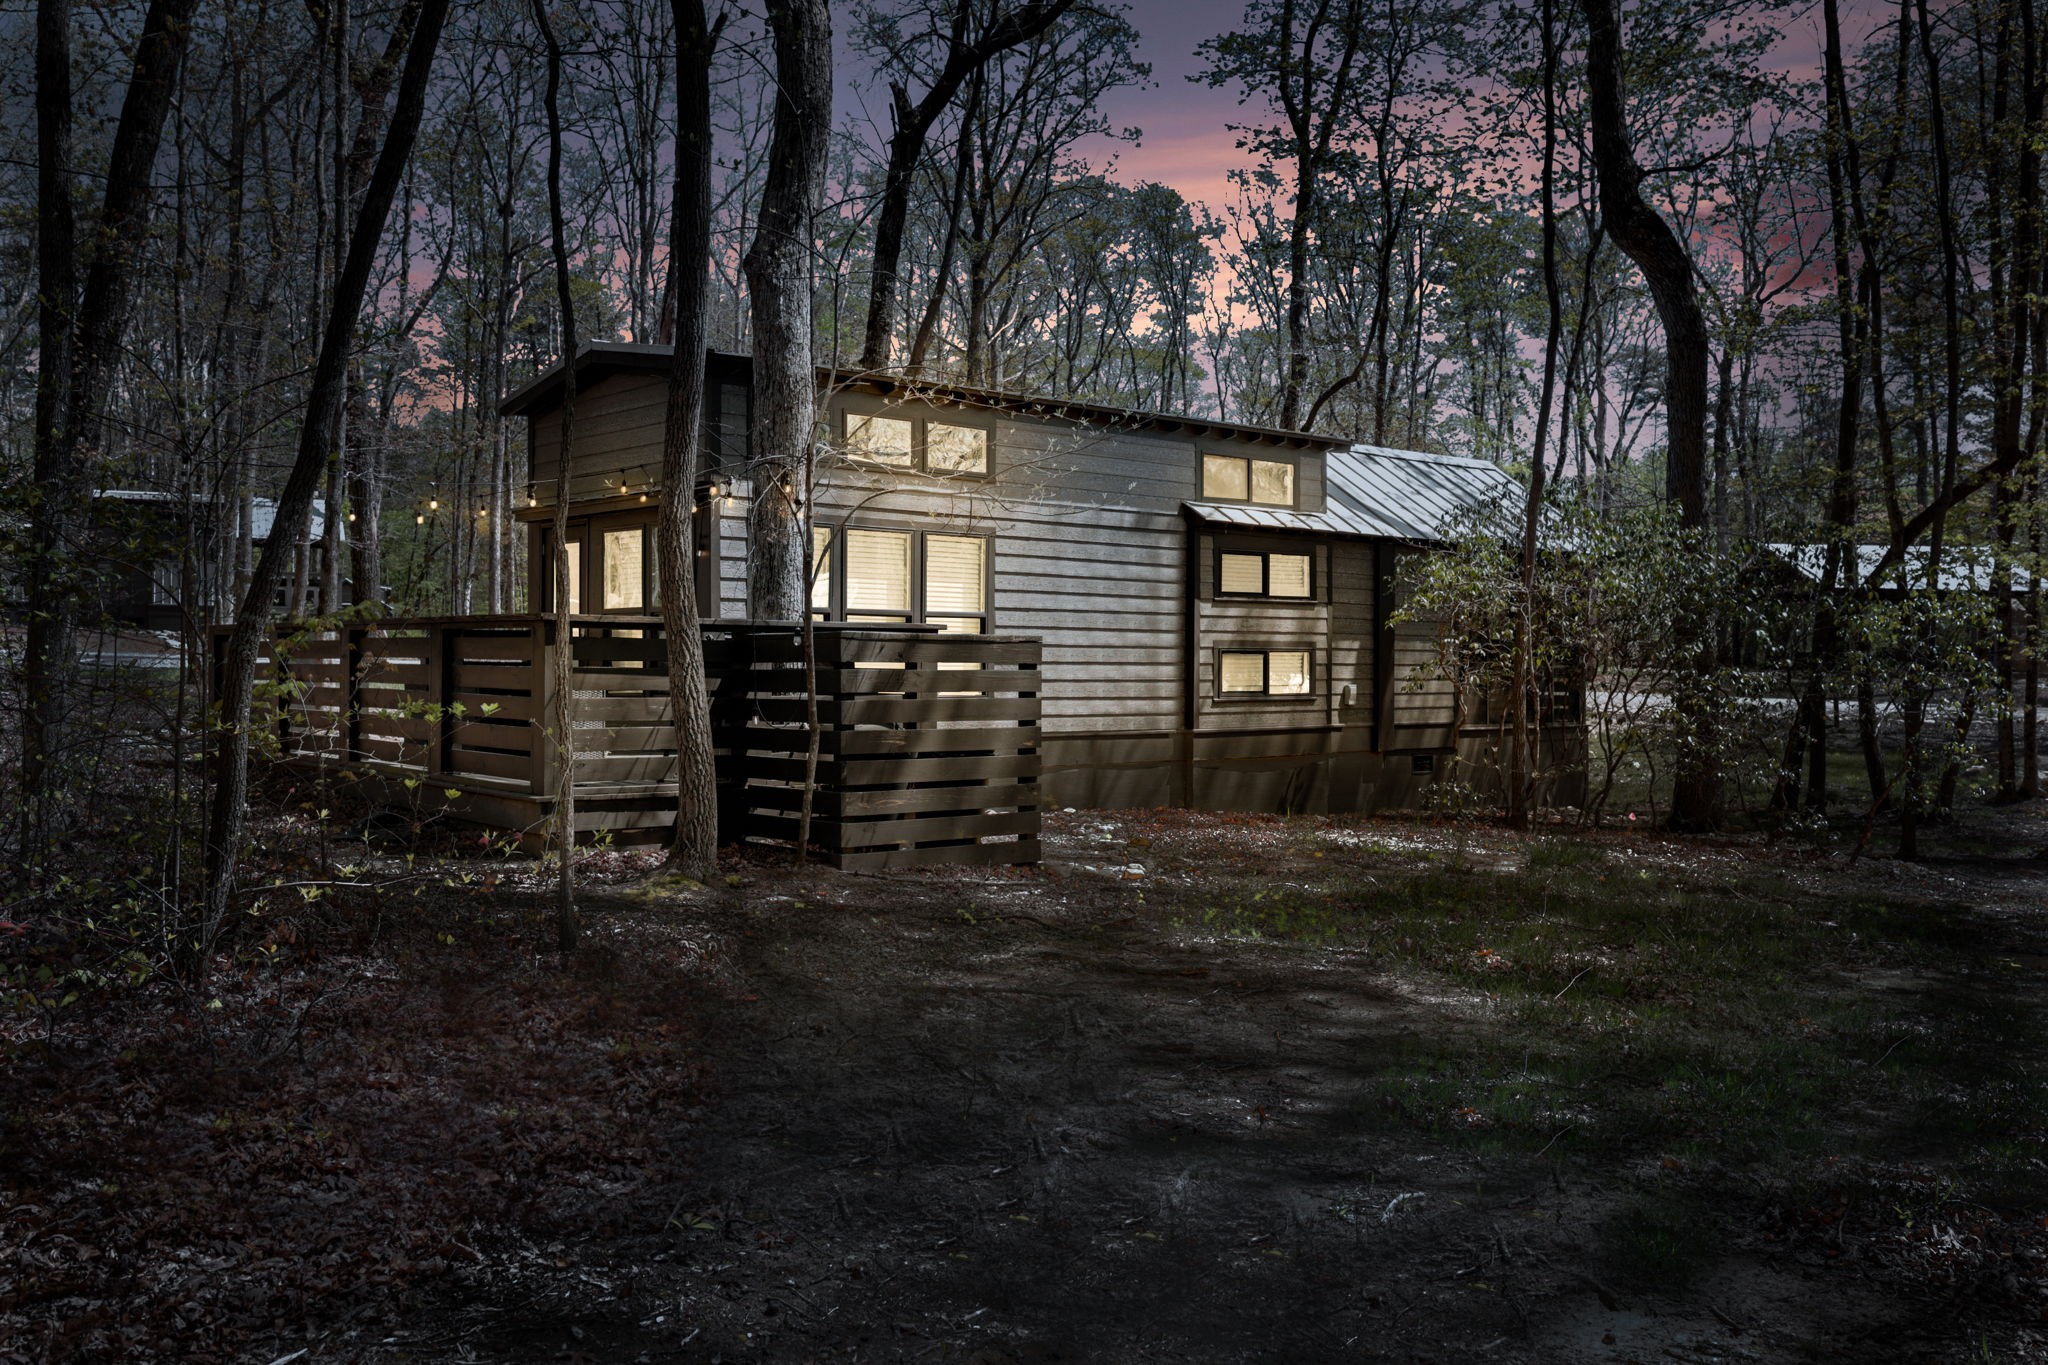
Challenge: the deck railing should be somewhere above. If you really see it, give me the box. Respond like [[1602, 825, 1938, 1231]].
[[217, 615, 1041, 868]]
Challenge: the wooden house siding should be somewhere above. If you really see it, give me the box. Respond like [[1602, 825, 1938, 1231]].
[[507, 356, 1575, 815]]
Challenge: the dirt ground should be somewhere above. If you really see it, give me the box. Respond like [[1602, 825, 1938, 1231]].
[[308, 807, 2048, 1365]]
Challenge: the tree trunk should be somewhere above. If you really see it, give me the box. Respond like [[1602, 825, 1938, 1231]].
[[743, 0, 831, 621], [535, 0, 580, 953], [857, 0, 1075, 370], [1583, 0, 1718, 831], [1512, 0, 1564, 830], [658, 0, 723, 880], [24, 0, 202, 863], [202, 0, 450, 973]]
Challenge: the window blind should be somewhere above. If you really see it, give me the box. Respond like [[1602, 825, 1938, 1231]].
[[925, 535, 986, 615], [1219, 652, 1265, 693], [1219, 552, 1264, 595], [1268, 553, 1311, 597], [845, 529, 912, 613]]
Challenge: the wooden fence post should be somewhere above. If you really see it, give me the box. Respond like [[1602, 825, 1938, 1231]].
[[530, 617, 556, 796], [345, 627, 365, 761]]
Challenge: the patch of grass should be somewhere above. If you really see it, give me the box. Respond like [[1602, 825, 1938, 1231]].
[[1158, 848, 2042, 1181]]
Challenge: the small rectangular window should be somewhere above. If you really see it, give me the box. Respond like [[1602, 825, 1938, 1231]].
[[1218, 552, 1264, 595], [925, 534, 986, 615], [1215, 648, 1314, 698], [1203, 454, 1249, 500], [847, 414, 914, 466], [1251, 460, 1295, 506], [926, 422, 988, 474], [1268, 650, 1311, 694], [1219, 651, 1266, 693], [846, 528, 912, 616], [1268, 552, 1311, 597], [811, 526, 832, 611], [601, 527, 645, 610]]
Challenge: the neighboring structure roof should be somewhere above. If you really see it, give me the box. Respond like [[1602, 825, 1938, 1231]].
[[499, 343, 1349, 450], [1762, 542, 2024, 593], [97, 490, 331, 541]]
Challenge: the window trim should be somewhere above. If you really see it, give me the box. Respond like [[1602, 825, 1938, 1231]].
[[535, 509, 659, 615], [1199, 451, 1299, 508], [838, 405, 995, 479], [811, 523, 994, 633], [1214, 546, 1316, 600], [1213, 646, 1317, 700]]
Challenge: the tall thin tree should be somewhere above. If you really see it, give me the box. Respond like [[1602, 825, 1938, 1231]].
[[658, 0, 725, 878]]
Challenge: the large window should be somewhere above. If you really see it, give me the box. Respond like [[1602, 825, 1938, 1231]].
[[1216, 649, 1313, 698], [812, 526, 991, 632], [1217, 548, 1313, 598], [1202, 453, 1295, 506], [841, 408, 991, 476]]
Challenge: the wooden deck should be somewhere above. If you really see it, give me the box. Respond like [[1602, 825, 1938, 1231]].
[[220, 616, 1042, 868]]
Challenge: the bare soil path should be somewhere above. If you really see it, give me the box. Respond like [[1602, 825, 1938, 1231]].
[[393, 809, 2048, 1364]]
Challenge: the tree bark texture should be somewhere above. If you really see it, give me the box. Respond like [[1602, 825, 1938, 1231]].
[[1583, 0, 1719, 831], [201, 0, 450, 971], [743, 0, 831, 621], [535, 0, 580, 952], [25, 0, 202, 861], [659, 0, 723, 879], [856, 0, 1075, 370]]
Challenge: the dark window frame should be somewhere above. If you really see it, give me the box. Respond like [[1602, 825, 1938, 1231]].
[[1213, 646, 1317, 700], [1214, 545, 1317, 600], [1199, 451, 1299, 508], [838, 405, 996, 479], [810, 523, 994, 633]]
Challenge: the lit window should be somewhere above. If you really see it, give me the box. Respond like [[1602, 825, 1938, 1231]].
[[1219, 652, 1266, 693], [1268, 649, 1311, 694], [924, 534, 986, 633], [811, 526, 832, 611], [601, 527, 644, 610], [1219, 552, 1265, 595], [845, 528, 913, 619], [1251, 460, 1295, 505], [1268, 553, 1311, 597], [927, 423, 988, 474], [1216, 648, 1314, 698], [1216, 549, 1312, 597], [1203, 454, 1249, 500], [847, 414, 914, 466]]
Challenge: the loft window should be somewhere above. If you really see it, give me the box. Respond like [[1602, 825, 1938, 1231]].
[[1202, 453, 1295, 506], [1216, 648, 1313, 697], [816, 526, 992, 632], [846, 414, 914, 466], [842, 409, 990, 476], [926, 423, 989, 474], [1217, 548, 1313, 598]]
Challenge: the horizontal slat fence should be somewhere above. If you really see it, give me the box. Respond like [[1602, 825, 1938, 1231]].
[[724, 627, 1042, 870], [215, 617, 1041, 868]]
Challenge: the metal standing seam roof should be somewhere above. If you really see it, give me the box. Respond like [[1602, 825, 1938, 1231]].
[[1185, 444, 1522, 542]]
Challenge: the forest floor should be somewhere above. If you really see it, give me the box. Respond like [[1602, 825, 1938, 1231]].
[[6, 801, 2048, 1363]]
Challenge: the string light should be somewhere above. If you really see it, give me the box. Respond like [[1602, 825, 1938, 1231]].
[[428, 498, 439, 511], [415, 512, 425, 525]]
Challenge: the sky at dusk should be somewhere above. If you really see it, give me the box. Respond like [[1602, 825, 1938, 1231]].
[[831, 0, 1868, 230]]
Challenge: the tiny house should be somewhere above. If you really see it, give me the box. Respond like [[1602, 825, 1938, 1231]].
[[500, 345, 1575, 815]]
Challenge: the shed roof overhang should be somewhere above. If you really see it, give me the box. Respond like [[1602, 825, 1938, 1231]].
[[500, 343, 1349, 451]]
